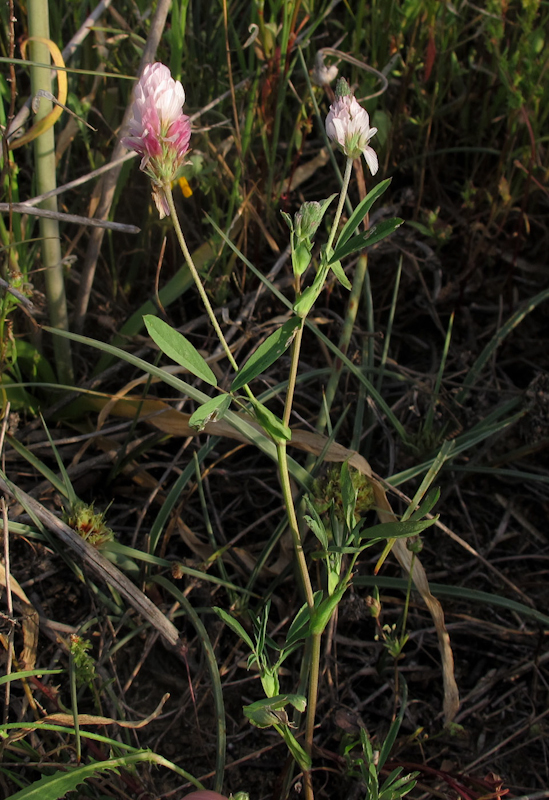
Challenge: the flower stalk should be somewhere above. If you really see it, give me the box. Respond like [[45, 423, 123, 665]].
[[164, 183, 240, 375]]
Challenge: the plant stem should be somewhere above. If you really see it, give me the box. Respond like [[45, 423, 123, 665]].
[[165, 183, 240, 374], [316, 253, 368, 434], [304, 630, 321, 788], [276, 441, 314, 609], [326, 157, 354, 255], [401, 552, 415, 640], [282, 320, 304, 427], [28, 1, 73, 383], [303, 156, 354, 326], [280, 157, 355, 800]]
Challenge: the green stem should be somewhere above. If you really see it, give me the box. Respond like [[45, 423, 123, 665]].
[[401, 552, 415, 640], [276, 441, 314, 610], [326, 157, 354, 255], [304, 630, 321, 762], [28, 0, 73, 384], [68, 646, 81, 762], [282, 319, 304, 428], [280, 157, 355, 799], [164, 183, 240, 375], [316, 253, 368, 434]]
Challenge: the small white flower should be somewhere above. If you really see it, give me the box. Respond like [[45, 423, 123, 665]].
[[325, 94, 378, 175]]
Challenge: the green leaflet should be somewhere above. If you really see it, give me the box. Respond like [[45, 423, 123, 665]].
[[251, 398, 291, 443], [213, 606, 255, 651], [144, 315, 217, 386], [358, 517, 438, 541], [329, 218, 404, 264], [231, 317, 302, 391], [189, 394, 231, 432], [336, 178, 392, 248], [329, 258, 352, 290]]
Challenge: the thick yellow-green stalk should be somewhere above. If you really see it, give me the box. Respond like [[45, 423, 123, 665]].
[[27, 0, 73, 383]]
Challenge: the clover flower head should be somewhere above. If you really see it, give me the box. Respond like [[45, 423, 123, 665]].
[[325, 82, 378, 175], [122, 62, 192, 217]]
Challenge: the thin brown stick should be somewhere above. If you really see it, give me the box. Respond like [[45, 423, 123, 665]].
[[0, 203, 140, 232]]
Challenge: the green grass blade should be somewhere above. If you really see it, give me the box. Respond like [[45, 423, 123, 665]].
[[152, 576, 226, 794], [456, 287, 549, 403], [0, 669, 62, 687], [44, 327, 313, 490], [39, 413, 77, 507], [354, 576, 549, 628]]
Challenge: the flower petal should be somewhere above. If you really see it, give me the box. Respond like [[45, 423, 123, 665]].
[[363, 145, 379, 176]]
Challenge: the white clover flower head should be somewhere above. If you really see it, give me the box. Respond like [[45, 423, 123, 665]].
[[325, 88, 379, 175], [122, 62, 192, 217]]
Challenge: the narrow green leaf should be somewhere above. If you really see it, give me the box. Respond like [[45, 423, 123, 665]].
[[6, 436, 69, 499], [354, 575, 549, 627], [378, 679, 408, 769], [280, 727, 311, 771], [6, 752, 161, 800], [213, 607, 255, 652], [304, 515, 328, 550], [144, 315, 217, 386], [336, 178, 392, 248], [329, 218, 404, 264], [0, 669, 63, 687], [329, 258, 352, 290], [285, 601, 312, 647], [40, 414, 77, 507], [251, 399, 291, 443], [293, 284, 317, 318], [189, 394, 231, 432], [303, 496, 328, 549], [231, 317, 302, 391], [310, 583, 348, 634], [358, 517, 437, 541], [409, 487, 440, 520], [340, 461, 357, 531]]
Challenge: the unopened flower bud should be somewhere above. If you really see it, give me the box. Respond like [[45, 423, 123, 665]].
[[335, 77, 353, 98], [406, 535, 423, 554], [366, 594, 382, 619], [295, 201, 324, 241], [292, 242, 312, 275]]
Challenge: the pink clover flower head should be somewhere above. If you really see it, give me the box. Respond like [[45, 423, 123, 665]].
[[325, 93, 378, 176], [122, 62, 191, 217]]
